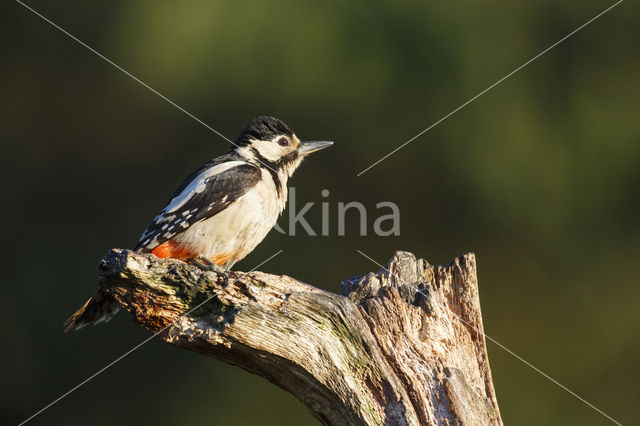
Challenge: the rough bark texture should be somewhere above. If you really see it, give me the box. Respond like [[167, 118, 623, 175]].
[[97, 249, 501, 425]]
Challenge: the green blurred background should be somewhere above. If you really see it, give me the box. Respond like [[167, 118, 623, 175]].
[[3, 0, 639, 424]]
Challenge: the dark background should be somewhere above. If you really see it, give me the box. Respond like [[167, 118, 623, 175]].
[[3, 1, 639, 425]]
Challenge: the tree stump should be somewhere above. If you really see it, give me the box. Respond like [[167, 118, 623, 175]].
[[97, 249, 502, 425]]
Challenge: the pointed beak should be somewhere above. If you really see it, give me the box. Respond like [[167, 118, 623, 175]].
[[298, 140, 334, 155]]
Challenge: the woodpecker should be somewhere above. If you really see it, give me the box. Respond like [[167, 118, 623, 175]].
[[64, 116, 333, 331]]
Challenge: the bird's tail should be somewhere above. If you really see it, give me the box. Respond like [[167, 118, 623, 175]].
[[64, 290, 120, 332]]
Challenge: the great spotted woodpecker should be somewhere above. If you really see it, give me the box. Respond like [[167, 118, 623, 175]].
[[64, 116, 332, 331]]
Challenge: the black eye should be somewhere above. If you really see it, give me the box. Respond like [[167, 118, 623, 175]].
[[277, 137, 290, 147]]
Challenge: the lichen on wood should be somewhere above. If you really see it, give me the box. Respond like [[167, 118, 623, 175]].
[[96, 249, 502, 425]]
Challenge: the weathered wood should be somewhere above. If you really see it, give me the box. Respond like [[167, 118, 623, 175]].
[[97, 249, 502, 425]]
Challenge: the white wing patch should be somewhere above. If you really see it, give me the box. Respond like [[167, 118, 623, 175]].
[[135, 160, 260, 252], [163, 161, 246, 214]]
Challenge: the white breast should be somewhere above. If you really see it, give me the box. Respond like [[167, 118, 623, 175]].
[[174, 168, 287, 268]]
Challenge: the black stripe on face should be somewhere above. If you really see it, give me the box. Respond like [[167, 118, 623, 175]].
[[249, 148, 300, 197], [250, 147, 281, 196]]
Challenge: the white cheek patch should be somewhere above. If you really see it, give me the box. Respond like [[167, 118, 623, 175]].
[[252, 139, 286, 162]]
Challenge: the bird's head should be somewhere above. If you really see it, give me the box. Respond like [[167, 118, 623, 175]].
[[233, 116, 333, 177]]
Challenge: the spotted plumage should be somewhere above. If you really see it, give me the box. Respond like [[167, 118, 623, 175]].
[[134, 160, 260, 255], [65, 116, 333, 331]]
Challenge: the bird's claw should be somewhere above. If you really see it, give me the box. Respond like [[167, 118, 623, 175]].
[[192, 256, 225, 272], [191, 257, 229, 287]]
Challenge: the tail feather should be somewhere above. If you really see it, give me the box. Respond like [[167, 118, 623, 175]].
[[64, 290, 119, 332]]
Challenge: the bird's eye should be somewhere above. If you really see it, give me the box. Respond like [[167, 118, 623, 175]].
[[277, 137, 290, 147]]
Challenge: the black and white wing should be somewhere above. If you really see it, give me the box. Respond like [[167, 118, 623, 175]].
[[134, 159, 261, 252]]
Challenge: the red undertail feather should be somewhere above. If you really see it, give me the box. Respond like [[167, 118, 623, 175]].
[[151, 240, 198, 261]]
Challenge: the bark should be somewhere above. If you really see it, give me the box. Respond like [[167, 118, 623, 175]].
[[97, 249, 502, 425]]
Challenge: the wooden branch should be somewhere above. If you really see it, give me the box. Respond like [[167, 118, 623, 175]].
[[97, 249, 502, 425]]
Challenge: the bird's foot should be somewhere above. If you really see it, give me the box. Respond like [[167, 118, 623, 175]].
[[191, 257, 229, 287], [192, 256, 226, 273]]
